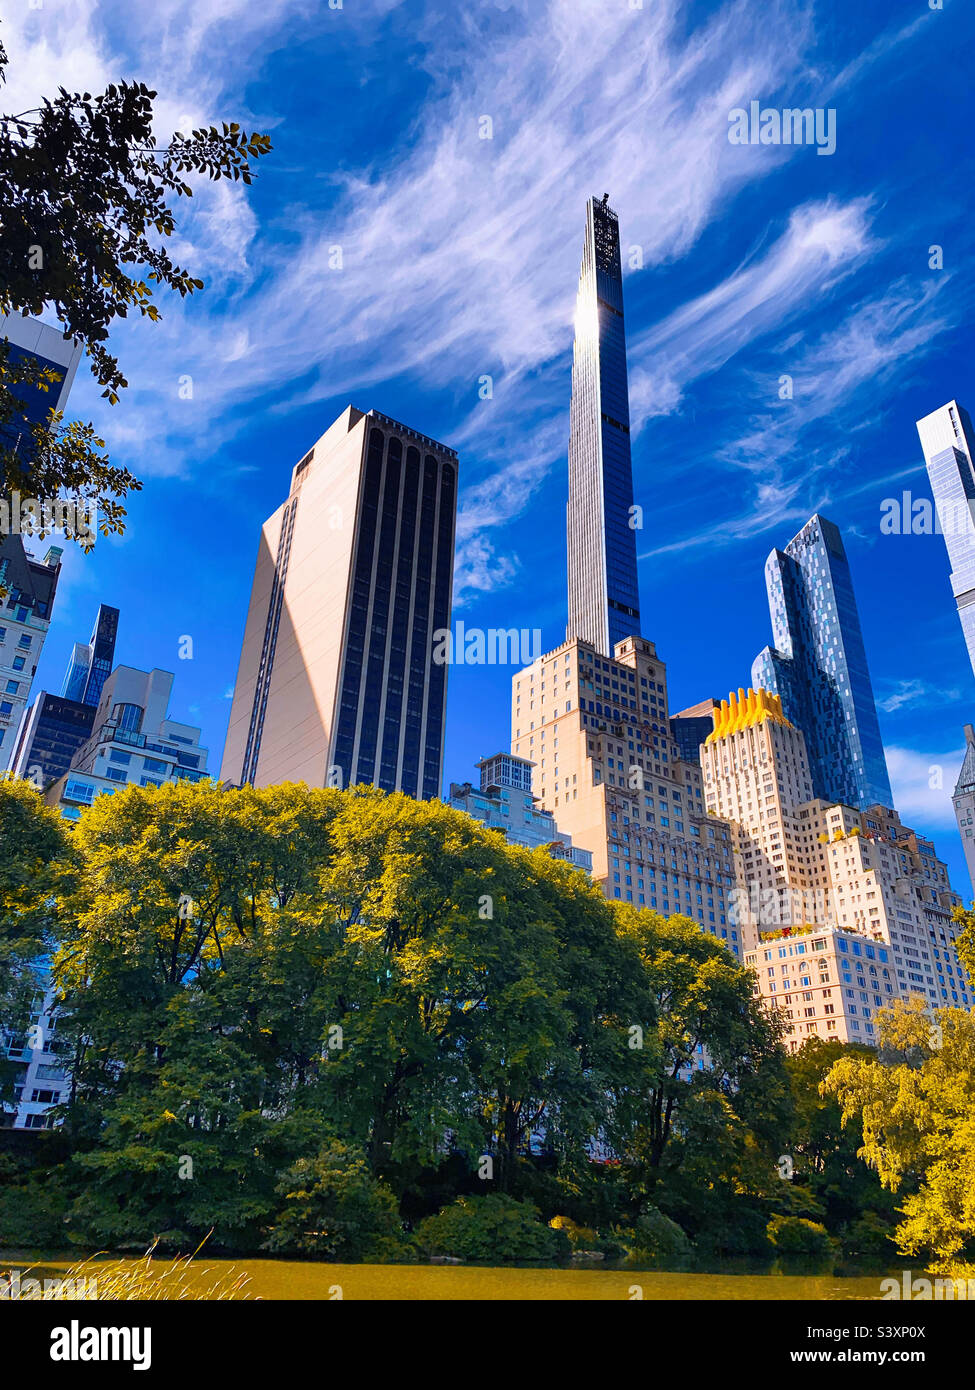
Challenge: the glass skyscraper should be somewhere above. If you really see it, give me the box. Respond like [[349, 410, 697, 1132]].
[[566, 195, 641, 656], [752, 514, 892, 811], [916, 400, 975, 680], [61, 604, 120, 707]]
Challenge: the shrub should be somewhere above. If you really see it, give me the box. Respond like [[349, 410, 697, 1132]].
[[767, 1214, 835, 1262], [416, 1194, 570, 1264], [264, 1142, 408, 1261], [549, 1214, 598, 1249], [620, 1207, 693, 1268], [0, 1179, 70, 1248], [841, 1212, 897, 1268]]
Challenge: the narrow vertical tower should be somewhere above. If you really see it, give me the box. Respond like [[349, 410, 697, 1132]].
[[566, 195, 641, 656], [916, 400, 975, 681]]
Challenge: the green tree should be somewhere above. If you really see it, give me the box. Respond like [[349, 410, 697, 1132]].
[[0, 39, 271, 535], [783, 1036, 897, 1261], [416, 1194, 570, 1264], [0, 776, 72, 1106], [612, 906, 788, 1174], [266, 1142, 408, 1261], [824, 997, 975, 1274]]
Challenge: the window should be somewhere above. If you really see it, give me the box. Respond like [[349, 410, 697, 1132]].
[[64, 779, 96, 805]]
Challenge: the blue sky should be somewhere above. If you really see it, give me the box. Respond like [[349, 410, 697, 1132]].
[[6, 0, 975, 892]]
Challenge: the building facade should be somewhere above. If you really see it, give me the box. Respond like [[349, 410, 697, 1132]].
[[3, 667, 208, 1129], [0, 541, 62, 772], [566, 195, 641, 656], [0, 311, 82, 464], [953, 723, 975, 900], [510, 634, 740, 957], [448, 751, 592, 872], [699, 686, 971, 1049], [13, 604, 120, 786], [670, 696, 720, 765], [221, 406, 457, 799], [916, 400, 975, 680], [0, 312, 84, 774], [752, 513, 892, 811], [45, 666, 208, 819]]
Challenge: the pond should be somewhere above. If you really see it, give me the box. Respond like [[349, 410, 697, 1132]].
[[1, 1253, 905, 1300]]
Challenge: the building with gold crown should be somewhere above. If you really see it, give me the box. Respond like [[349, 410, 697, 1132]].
[[689, 685, 972, 1049]]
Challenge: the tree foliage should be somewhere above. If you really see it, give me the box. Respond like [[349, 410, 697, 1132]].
[[0, 39, 271, 531], [0, 778, 908, 1267], [824, 997, 975, 1273]]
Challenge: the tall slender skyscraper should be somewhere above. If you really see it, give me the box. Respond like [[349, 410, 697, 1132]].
[[221, 406, 457, 797], [916, 400, 975, 681], [752, 514, 892, 811], [566, 195, 641, 656]]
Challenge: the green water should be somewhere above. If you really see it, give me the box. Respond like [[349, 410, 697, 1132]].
[[1, 1253, 904, 1300]]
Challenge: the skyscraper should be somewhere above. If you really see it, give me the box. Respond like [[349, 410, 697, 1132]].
[[0, 311, 82, 464], [0, 313, 82, 773], [752, 514, 892, 811], [953, 723, 975, 899], [566, 195, 641, 656], [12, 603, 120, 786], [512, 198, 738, 963], [916, 400, 975, 680], [221, 406, 457, 797], [0, 541, 62, 773], [61, 604, 120, 707]]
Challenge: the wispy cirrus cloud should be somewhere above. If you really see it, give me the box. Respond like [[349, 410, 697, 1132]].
[[3, 0, 961, 603], [877, 678, 963, 714]]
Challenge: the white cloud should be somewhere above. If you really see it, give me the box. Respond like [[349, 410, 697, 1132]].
[[885, 745, 965, 832], [5, 0, 956, 599]]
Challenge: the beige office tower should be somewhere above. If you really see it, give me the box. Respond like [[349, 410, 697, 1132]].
[[510, 635, 740, 958], [698, 686, 972, 1049], [221, 406, 457, 796]]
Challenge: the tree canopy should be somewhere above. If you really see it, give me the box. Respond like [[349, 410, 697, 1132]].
[[0, 38, 271, 538]]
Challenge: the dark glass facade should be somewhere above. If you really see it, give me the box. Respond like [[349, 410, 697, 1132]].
[[332, 423, 455, 799], [566, 195, 641, 656], [752, 515, 892, 810], [0, 343, 67, 464], [61, 604, 119, 707], [15, 692, 95, 786]]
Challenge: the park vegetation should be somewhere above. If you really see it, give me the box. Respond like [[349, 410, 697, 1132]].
[[1, 776, 972, 1273]]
